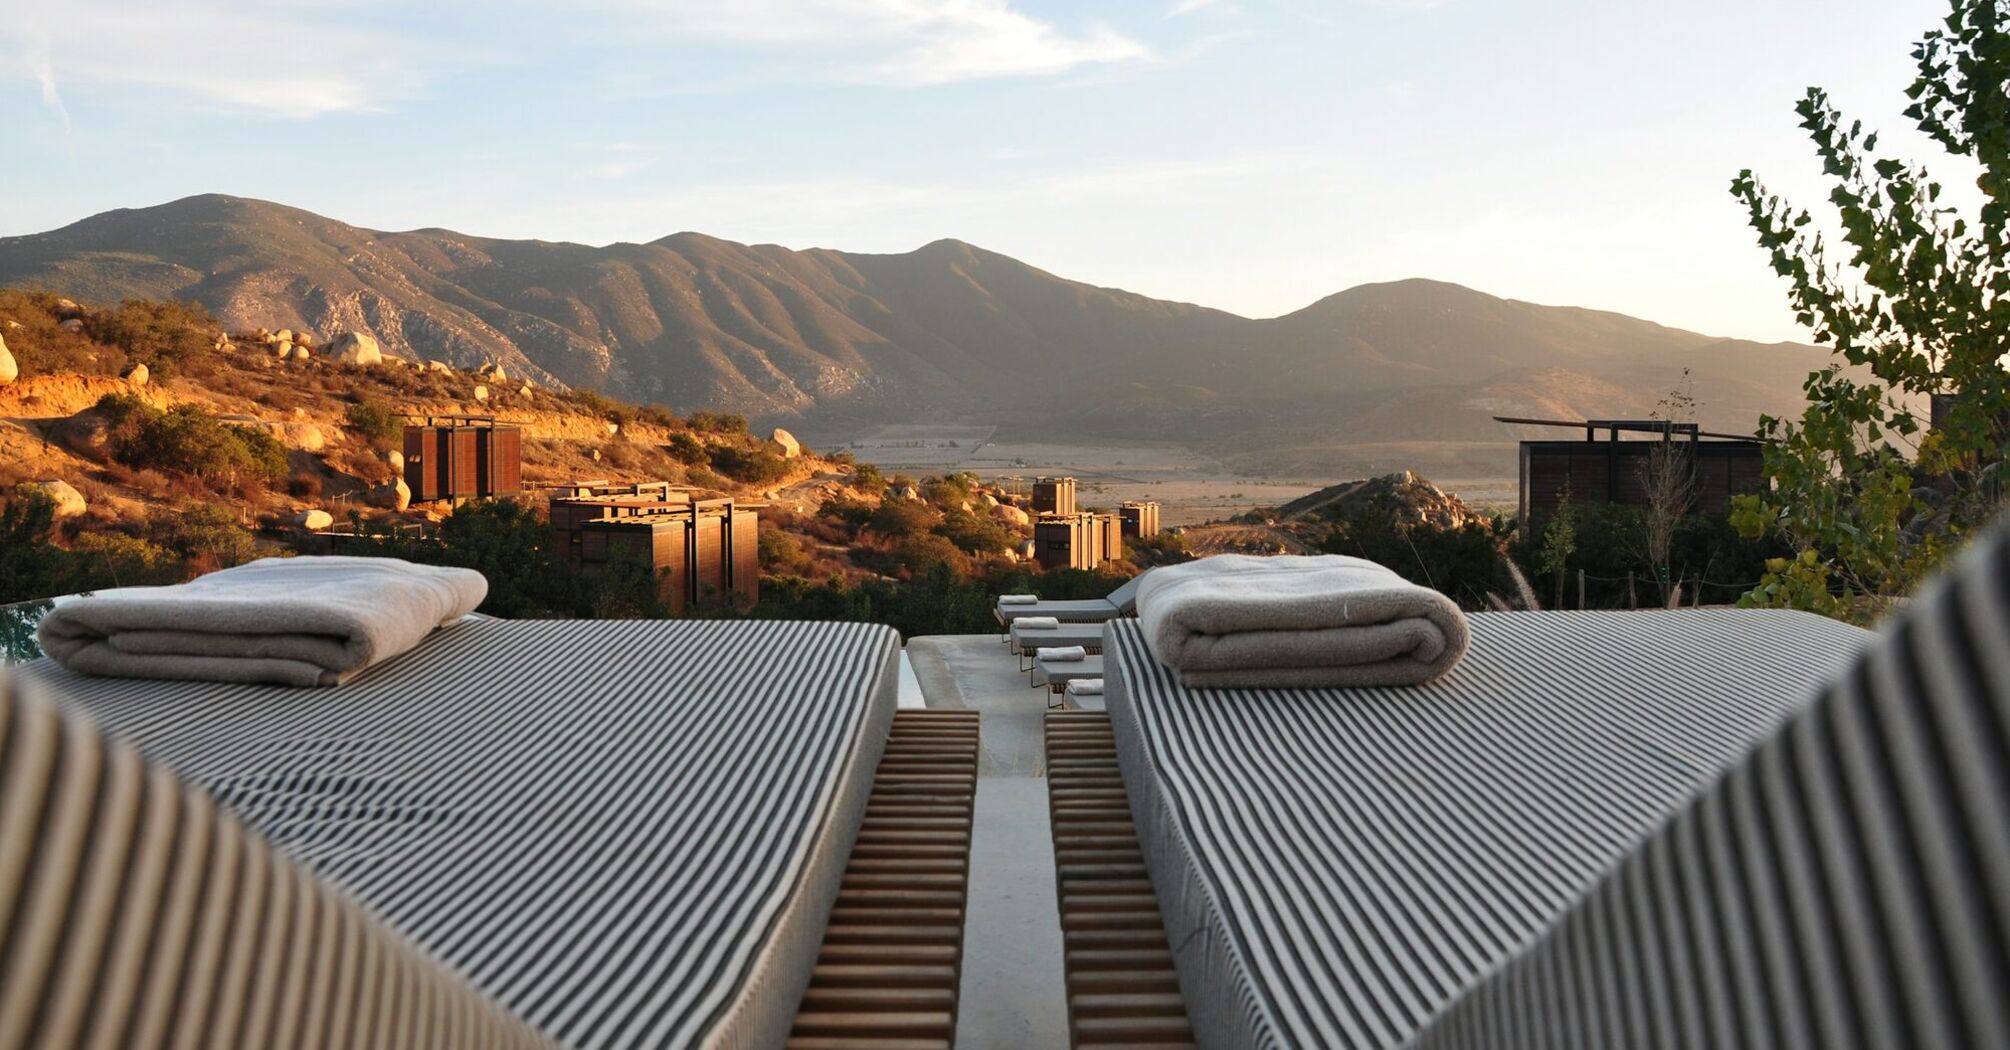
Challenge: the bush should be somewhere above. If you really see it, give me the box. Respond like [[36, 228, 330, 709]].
[[868, 499, 940, 538], [94, 394, 288, 489], [933, 508, 1014, 555], [852, 462, 884, 493], [89, 299, 216, 376], [708, 444, 791, 486], [345, 401, 404, 450], [145, 504, 257, 566], [667, 432, 708, 465], [689, 410, 748, 435]]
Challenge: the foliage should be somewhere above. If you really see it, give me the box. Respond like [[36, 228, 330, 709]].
[[1742, 549, 1850, 619], [1320, 510, 1513, 610], [852, 462, 885, 493], [1536, 489, 1579, 609], [758, 524, 813, 575], [708, 443, 791, 485], [688, 410, 748, 435], [369, 499, 591, 618], [144, 504, 257, 567], [666, 431, 708, 464], [344, 400, 404, 450], [88, 298, 216, 376], [0, 486, 186, 605], [95, 393, 288, 489], [1729, 0, 2009, 617], [932, 507, 1016, 556], [867, 498, 941, 538]]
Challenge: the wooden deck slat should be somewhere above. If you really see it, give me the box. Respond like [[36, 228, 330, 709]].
[[1046, 711, 1197, 1049], [789, 709, 980, 1046]]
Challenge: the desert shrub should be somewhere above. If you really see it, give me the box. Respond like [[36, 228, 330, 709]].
[[89, 298, 215, 376], [0, 290, 128, 377], [820, 497, 875, 529], [709, 444, 791, 486], [666, 432, 709, 465], [345, 400, 404, 450], [851, 462, 885, 493], [758, 523, 813, 575], [94, 393, 288, 488], [890, 534, 969, 578], [568, 389, 635, 428], [67, 533, 182, 587], [921, 474, 976, 508], [933, 508, 1014, 555], [366, 499, 592, 618], [1320, 509, 1514, 611], [688, 410, 747, 435], [145, 504, 257, 567], [868, 498, 940, 538]]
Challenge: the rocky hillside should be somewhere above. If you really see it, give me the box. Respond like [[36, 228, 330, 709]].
[[0, 195, 1830, 476], [0, 290, 881, 579]]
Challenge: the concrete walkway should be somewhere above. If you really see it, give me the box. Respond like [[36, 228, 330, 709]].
[[907, 634, 1071, 1050]]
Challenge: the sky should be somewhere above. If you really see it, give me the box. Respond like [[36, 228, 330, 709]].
[[0, 0, 1966, 343]]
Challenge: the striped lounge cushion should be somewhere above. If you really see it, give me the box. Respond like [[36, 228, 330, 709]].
[[1102, 607, 1871, 1049], [14, 618, 900, 1050], [1412, 526, 2010, 1050]]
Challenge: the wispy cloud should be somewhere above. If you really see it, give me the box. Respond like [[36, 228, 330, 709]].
[[1169, 0, 1228, 15], [2, 1, 426, 120], [621, 0, 1149, 84]]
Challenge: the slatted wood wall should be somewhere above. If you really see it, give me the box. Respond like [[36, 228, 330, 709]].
[[1044, 711, 1196, 1050], [789, 709, 981, 1050]]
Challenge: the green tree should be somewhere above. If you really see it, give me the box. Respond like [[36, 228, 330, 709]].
[[345, 401, 405, 451], [1730, 0, 2008, 617], [1537, 489, 1578, 610]]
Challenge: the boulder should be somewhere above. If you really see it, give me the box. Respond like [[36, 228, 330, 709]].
[[890, 484, 920, 502], [32, 480, 86, 520], [425, 360, 451, 373], [292, 345, 311, 362], [58, 318, 84, 334], [607, 422, 620, 436], [386, 448, 405, 472], [53, 298, 83, 320], [373, 477, 412, 511], [293, 331, 315, 348], [284, 422, 326, 452], [122, 362, 149, 387], [328, 331, 383, 366], [518, 383, 533, 399], [296, 509, 334, 531], [979, 492, 999, 508], [1018, 539, 1038, 560], [993, 504, 1031, 527], [0, 332, 15, 386], [274, 329, 295, 344], [490, 365, 507, 384], [473, 385, 489, 403], [770, 427, 801, 459], [589, 448, 602, 462]]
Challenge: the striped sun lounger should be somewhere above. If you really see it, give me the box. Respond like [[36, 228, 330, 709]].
[[1101, 607, 1875, 1049], [8, 618, 905, 1050]]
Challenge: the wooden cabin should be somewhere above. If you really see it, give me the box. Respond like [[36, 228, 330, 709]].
[[403, 415, 523, 503], [1500, 417, 1765, 524], [1119, 501, 1162, 539], [550, 492, 759, 613]]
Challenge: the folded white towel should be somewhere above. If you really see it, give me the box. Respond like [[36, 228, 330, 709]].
[[37, 557, 489, 687], [999, 594, 1041, 605], [1137, 554, 1469, 688], [1015, 616, 1061, 630], [1065, 678, 1104, 696], [1037, 645, 1087, 662]]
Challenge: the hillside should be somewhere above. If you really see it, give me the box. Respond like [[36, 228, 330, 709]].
[[0, 194, 1830, 476]]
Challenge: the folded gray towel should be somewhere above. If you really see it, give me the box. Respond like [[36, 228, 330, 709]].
[[1015, 616, 1061, 630], [37, 557, 488, 687], [1065, 678, 1104, 696], [999, 594, 1040, 605], [1037, 645, 1087, 662], [1137, 554, 1469, 688]]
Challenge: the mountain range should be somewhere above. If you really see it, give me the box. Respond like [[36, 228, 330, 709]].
[[0, 194, 1824, 476]]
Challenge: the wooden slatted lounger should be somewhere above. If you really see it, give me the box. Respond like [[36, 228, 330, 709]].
[[789, 708, 981, 1050], [1043, 710, 1196, 1050]]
